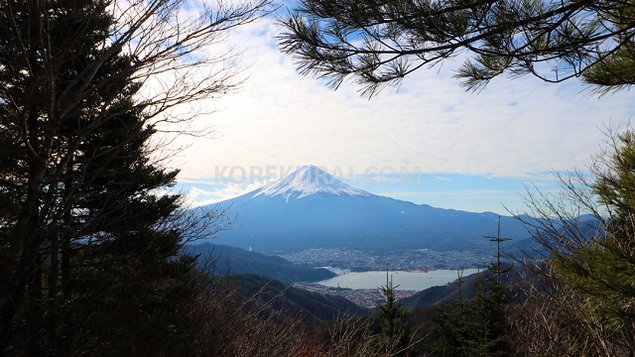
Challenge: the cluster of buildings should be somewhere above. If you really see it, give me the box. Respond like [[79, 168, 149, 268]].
[[281, 247, 492, 271]]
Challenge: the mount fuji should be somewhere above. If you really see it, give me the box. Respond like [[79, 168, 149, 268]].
[[203, 165, 532, 252], [254, 165, 370, 200]]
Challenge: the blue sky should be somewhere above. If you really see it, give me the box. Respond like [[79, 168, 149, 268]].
[[175, 169, 563, 213], [165, 5, 635, 214]]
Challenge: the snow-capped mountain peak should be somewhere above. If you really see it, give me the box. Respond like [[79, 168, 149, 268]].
[[254, 165, 371, 201]]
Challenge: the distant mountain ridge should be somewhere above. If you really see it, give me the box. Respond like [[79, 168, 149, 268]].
[[401, 265, 542, 310], [184, 243, 335, 284], [230, 274, 369, 326], [201, 165, 534, 253]]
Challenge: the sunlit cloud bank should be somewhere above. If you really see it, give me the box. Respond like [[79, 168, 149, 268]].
[[164, 7, 635, 212], [179, 180, 267, 207]]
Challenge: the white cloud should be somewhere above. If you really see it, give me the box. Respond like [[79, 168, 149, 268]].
[[165, 15, 635, 182], [183, 180, 265, 206]]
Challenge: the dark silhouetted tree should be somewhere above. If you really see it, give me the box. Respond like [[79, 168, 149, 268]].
[[0, 0, 267, 354]]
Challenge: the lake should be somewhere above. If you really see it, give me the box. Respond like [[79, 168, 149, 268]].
[[317, 268, 481, 291]]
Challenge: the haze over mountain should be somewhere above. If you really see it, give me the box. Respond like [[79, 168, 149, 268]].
[[203, 165, 533, 252]]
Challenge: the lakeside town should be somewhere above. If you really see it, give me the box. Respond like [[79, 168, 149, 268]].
[[293, 282, 419, 309], [280, 247, 493, 271]]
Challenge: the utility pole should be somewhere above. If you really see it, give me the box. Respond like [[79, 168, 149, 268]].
[[484, 216, 513, 284]]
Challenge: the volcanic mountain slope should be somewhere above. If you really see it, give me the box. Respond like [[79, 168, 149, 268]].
[[203, 165, 533, 252]]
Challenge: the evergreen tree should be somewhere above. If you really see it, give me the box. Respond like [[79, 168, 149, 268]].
[[517, 127, 635, 354], [431, 275, 510, 357], [375, 271, 412, 356], [553, 130, 635, 331], [431, 299, 471, 357], [431, 223, 511, 357], [279, 0, 635, 95], [0, 0, 268, 354]]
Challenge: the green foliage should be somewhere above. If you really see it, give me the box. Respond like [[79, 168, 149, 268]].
[[63, 233, 201, 354], [0, 0, 264, 353], [552, 129, 635, 329], [594, 130, 635, 216], [554, 238, 635, 329], [584, 42, 635, 93], [375, 273, 412, 355], [515, 128, 635, 355], [279, 0, 635, 95], [431, 276, 510, 357], [429, 229, 511, 357]]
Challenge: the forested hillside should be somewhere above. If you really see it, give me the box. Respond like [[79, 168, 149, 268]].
[[1, 0, 633, 355], [185, 243, 336, 283]]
